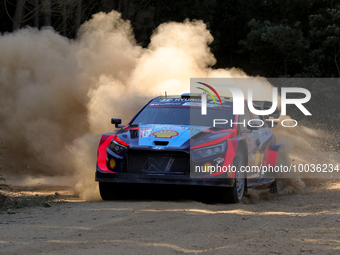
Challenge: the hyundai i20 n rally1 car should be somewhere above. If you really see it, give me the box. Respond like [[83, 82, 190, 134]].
[[95, 94, 282, 203]]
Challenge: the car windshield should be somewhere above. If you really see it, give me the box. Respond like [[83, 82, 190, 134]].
[[131, 106, 234, 128]]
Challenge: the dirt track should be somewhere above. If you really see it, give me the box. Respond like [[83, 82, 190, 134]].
[[0, 179, 340, 255]]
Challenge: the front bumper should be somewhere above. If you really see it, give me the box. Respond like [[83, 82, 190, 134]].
[[95, 171, 235, 187]]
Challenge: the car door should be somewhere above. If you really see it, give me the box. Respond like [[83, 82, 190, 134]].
[[238, 103, 262, 180]]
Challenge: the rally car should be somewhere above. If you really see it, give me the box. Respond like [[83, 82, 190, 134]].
[[95, 93, 283, 203]]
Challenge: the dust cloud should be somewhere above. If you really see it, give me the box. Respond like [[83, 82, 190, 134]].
[[274, 117, 339, 167], [0, 11, 337, 200], [0, 11, 247, 200]]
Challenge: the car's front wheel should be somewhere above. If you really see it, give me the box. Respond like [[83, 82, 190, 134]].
[[220, 157, 246, 203], [99, 182, 118, 200]]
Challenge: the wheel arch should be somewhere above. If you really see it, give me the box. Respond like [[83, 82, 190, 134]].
[[235, 138, 248, 164], [234, 138, 248, 191]]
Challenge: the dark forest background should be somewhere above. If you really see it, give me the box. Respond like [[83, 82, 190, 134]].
[[1, 0, 339, 137], [2, 0, 340, 78]]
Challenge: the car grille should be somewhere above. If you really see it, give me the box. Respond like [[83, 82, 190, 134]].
[[126, 150, 190, 174]]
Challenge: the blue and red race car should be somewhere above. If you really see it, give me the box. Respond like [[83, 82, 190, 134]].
[[95, 93, 283, 203]]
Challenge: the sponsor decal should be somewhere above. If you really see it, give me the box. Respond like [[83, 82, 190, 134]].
[[213, 157, 225, 165], [152, 130, 179, 139], [152, 146, 165, 150], [203, 162, 212, 172], [109, 158, 116, 169], [140, 128, 153, 138], [227, 165, 232, 177]]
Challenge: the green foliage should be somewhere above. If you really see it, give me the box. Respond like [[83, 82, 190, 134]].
[[308, 4, 340, 77], [240, 19, 309, 76], [1, 0, 340, 78], [239, 0, 340, 78], [0, 0, 339, 132]]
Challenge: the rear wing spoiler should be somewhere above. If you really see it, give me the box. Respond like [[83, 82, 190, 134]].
[[253, 101, 280, 118]]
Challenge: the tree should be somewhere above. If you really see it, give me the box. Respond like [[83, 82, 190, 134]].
[[44, 0, 51, 26], [13, 0, 25, 31], [34, 0, 39, 27], [238, 0, 340, 78], [308, 4, 340, 77], [74, 0, 81, 37], [239, 19, 309, 77]]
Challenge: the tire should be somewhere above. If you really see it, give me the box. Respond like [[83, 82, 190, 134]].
[[220, 157, 246, 203], [269, 145, 287, 193], [270, 179, 283, 193], [99, 182, 118, 200]]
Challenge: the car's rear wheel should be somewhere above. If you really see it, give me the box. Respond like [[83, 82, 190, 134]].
[[270, 179, 283, 193], [270, 145, 287, 193], [220, 157, 246, 203], [99, 182, 118, 200]]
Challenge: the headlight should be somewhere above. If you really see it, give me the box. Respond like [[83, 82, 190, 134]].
[[109, 140, 127, 154], [194, 142, 226, 158]]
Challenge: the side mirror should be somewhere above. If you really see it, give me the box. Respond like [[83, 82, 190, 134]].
[[247, 124, 259, 131], [111, 118, 122, 128]]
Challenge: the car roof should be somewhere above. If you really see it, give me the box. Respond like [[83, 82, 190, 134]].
[[154, 93, 234, 103]]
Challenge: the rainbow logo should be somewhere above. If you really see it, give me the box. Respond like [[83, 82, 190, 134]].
[[196, 82, 223, 106]]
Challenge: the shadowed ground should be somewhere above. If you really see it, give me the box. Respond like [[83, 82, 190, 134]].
[[0, 179, 339, 255]]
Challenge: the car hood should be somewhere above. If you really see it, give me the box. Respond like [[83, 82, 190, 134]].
[[137, 124, 208, 147]]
